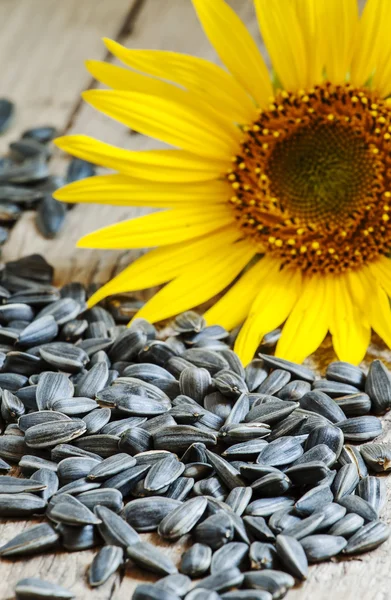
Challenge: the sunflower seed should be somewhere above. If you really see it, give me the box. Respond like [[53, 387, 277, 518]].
[[95, 505, 139, 548], [243, 569, 295, 597], [251, 472, 291, 497], [179, 367, 212, 403], [0, 435, 27, 462], [245, 497, 295, 518], [39, 343, 88, 373], [1, 389, 25, 421], [338, 495, 378, 521], [301, 534, 347, 562], [0, 492, 46, 516], [331, 463, 359, 500], [72, 434, 120, 458], [89, 545, 123, 587], [312, 502, 346, 530], [57, 523, 100, 551], [245, 400, 298, 426], [277, 380, 312, 401], [180, 543, 212, 577], [295, 484, 334, 516], [356, 475, 386, 514], [51, 443, 102, 463], [166, 476, 195, 500], [225, 486, 253, 515], [285, 461, 330, 486], [328, 513, 365, 537], [257, 437, 303, 466], [76, 487, 123, 513], [259, 355, 315, 383], [25, 419, 86, 448], [249, 542, 278, 570], [18, 315, 58, 348], [194, 511, 234, 549], [82, 407, 111, 435], [154, 425, 217, 452], [86, 453, 135, 482], [313, 380, 360, 397], [299, 390, 346, 423], [343, 520, 390, 555], [365, 359, 391, 414], [0, 523, 59, 557], [337, 416, 382, 442], [0, 303, 34, 324], [275, 534, 308, 579], [283, 513, 325, 540], [255, 370, 291, 396], [158, 496, 208, 540], [0, 372, 28, 391], [243, 516, 275, 542], [221, 593, 273, 600], [144, 456, 185, 492], [127, 541, 177, 575], [101, 416, 147, 436], [31, 469, 59, 501], [155, 573, 191, 597], [194, 567, 244, 592], [305, 424, 344, 457], [49, 494, 101, 526], [334, 393, 371, 417], [36, 372, 74, 411], [122, 496, 181, 532], [326, 361, 366, 388], [14, 577, 74, 600], [360, 442, 391, 472], [133, 583, 180, 600], [338, 444, 368, 477]]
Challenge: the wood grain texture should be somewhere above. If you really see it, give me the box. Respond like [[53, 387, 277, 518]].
[[0, 0, 390, 599]]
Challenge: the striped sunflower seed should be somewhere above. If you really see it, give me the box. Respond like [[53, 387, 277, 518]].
[[243, 516, 275, 542], [312, 503, 346, 530], [179, 366, 212, 403], [158, 496, 208, 540], [300, 534, 347, 562], [39, 343, 88, 373], [82, 407, 111, 435], [72, 434, 120, 458], [89, 545, 123, 587], [360, 442, 391, 472], [126, 541, 177, 575], [31, 468, 59, 501], [331, 463, 359, 500], [299, 390, 346, 423], [194, 511, 234, 549], [0, 475, 46, 494], [283, 513, 325, 540], [221, 592, 273, 600], [88, 453, 136, 481], [365, 359, 391, 414], [180, 543, 212, 577], [356, 475, 386, 514], [211, 541, 248, 574], [328, 513, 365, 537], [275, 534, 308, 580], [343, 520, 390, 555], [153, 425, 217, 452], [256, 369, 291, 396], [243, 569, 295, 597], [95, 505, 139, 548], [214, 370, 248, 399], [249, 541, 278, 570], [76, 488, 123, 513], [0, 492, 46, 516], [36, 372, 74, 411], [326, 361, 366, 388], [0, 523, 59, 557], [56, 523, 100, 552], [50, 397, 98, 415], [245, 400, 298, 426], [17, 315, 58, 348], [225, 486, 253, 515], [336, 416, 382, 442], [133, 583, 180, 600], [1, 389, 25, 421], [338, 444, 368, 478], [257, 437, 303, 467], [144, 456, 185, 492], [251, 472, 291, 497], [205, 449, 245, 489], [245, 497, 295, 518], [304, 424, 344, 457], [155, 574, 191, 597], [337, 495, 378, 521], [334, 393, 371, 417], [259, 354, 315, 383], [122, 496, 182, 532], [25, 419, 86, 448], [194, 567, 244, 592], [49, 494, 101, 526], [14, 578, 74, 600], [295, 484, 334, 516]]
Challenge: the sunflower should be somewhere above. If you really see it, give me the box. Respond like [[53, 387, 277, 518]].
[[55, 0, 391, 366]]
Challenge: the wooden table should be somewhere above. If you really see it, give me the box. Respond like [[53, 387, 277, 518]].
[[0, 1, 390, 598]]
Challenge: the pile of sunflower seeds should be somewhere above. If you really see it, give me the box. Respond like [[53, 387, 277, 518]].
[[0, 255, 390, 600], [0, 98, 94, 242]]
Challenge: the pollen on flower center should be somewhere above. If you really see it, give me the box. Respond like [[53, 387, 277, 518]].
[[228, 83, 391, 274]]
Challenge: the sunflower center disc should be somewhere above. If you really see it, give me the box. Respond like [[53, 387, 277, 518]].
[[266, 120, 375, 226], [228, 83, 391, 275]]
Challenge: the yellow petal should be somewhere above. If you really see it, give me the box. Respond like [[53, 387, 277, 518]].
[[351, 0, 391, 88], [133, 239, 256, 323], [204, 259, 269, 330], [320, 0, 358, 83], [276, 275, 331, 363], [367, 256, 391, 297], [329, 274, 370, 365], [92, 47, 257, 124], [55, 136, 227, 183], [87, 225, 241, 306], [77, 205, 235, 249], [234, 263, 302, 366], [82, 89, 240, 160], [358, 266, 391, 349], [254, 0, 308, 90], [54, 174, 230, 208], [291, 0, 326, 86], [191, 0, 272, 107]]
